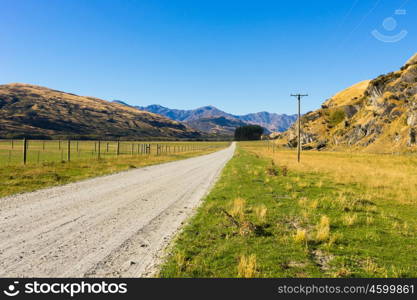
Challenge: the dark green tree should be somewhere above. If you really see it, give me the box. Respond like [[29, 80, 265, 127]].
[[234, 125, 264, 141]]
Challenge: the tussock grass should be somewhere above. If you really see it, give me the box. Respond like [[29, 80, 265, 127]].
[[237, 254, 257, 278], [293, 229, 307, 244], [315, 216, 330, 242], [230, 197, 246, 221]]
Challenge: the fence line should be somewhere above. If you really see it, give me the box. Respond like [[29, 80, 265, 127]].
[[0, 139, 228, 166]]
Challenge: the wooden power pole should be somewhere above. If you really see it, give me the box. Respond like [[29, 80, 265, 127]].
[[291, 94, 308, 163]]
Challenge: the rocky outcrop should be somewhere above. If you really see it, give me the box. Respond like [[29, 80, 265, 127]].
[[280, 53, 417, 152]]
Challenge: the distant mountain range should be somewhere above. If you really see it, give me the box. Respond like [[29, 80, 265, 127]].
[[116, 103, 296, 135]]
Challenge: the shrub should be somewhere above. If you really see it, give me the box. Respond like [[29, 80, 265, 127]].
[[328, 109, 345, 127]]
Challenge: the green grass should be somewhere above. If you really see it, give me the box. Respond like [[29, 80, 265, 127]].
[[159, 144, 417, 278], [0, 142, 228, 198]]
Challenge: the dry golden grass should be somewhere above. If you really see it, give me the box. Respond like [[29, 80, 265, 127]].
[[343, 214, 358, 226], [254, 204, 268, 223], [309, 199, 319, 209], [248, 146, 417, 205], [331, 266, 352, 278], [362, 258, 382, 275], [230, 197, 246, 221], [284, 183, 293, 192], [293, 229, 307, 244], [316, 180, 323, 188], [297, 181, 309, 188], [301, 209, 310, 220], [237, 254, 257, 278], [324, 233, 342, 250], [366, 216, 374, 225], [298, 197, 308, 206], [315, 216, 330, 242], [323, 80, 370, 107]]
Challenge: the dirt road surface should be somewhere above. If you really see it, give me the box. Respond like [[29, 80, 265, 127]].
[[0, 143, 235, 277]]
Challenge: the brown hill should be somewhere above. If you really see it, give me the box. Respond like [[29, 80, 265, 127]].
[[0, 83, 201, 140], [279, 53, 417, 152]]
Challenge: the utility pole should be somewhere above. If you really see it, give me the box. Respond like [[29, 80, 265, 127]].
[[290, 94, 308, 163]]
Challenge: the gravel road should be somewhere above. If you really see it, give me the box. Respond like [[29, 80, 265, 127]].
[[0, 143, 235, 277]]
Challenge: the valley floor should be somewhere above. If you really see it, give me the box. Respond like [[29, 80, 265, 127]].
[[159, 142, 417, 277]]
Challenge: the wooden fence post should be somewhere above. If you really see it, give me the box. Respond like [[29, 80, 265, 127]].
[[98, 140, 101, 159], [117, 140, 120, 156], [67, 140, 71, 162], [23, 138, 27, 165]]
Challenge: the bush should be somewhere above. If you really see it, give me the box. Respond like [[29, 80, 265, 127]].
[[328, 109, 345, 127]]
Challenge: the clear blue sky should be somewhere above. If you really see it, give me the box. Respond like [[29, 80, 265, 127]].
[[1, 0, 416, 115]]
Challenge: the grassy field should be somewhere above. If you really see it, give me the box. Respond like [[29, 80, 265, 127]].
[[0, 140, 229, 198], [159, 141, 417, 278]]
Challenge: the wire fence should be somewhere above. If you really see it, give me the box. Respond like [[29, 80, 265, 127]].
[[0, 139, 229, 166]]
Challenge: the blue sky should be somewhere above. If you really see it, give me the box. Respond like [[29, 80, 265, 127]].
[[1, 0, 416, 115]]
